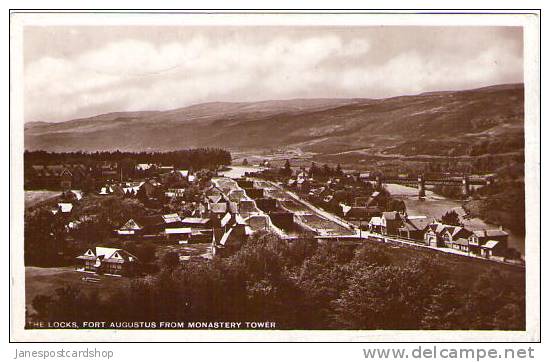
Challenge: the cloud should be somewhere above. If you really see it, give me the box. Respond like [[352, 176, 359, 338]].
[[23, 27, 522, 122]]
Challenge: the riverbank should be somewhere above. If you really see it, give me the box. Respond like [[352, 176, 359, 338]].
[[384, 183, 525, 255]]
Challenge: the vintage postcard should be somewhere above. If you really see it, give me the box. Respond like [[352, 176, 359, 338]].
[[9, 11, 540, 342]]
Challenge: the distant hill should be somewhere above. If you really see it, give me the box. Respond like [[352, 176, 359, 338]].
[[25, 84, 524, 157]]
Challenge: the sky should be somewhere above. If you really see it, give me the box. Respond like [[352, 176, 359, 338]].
[[23, 26, 523, 123]]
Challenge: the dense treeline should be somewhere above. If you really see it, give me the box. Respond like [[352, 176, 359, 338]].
[[465, 163, 525, 235], [466, 180, 525, 235], [24, 148, 232, 170], [28, 233, 525, 330]]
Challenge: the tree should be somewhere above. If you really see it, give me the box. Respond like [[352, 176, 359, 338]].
[[31, 294, 54, 319], [242, 158, 249, 166], [281, 159, 292, 177], [309, 162, 319, 178], [162, 252, 181, 271], [322, 164, 332, 177], [136, 186, 148, 203], [332, 259, 444, 329], [441, 210, 461, 226], [335, 163, 343, 176]]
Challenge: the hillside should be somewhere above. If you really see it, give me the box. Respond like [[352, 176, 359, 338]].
[[25, 84, 524, 158]]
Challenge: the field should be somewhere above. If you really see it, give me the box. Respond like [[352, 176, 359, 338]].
[[25, 266, 133, 314], [24, 190, 61, 208]]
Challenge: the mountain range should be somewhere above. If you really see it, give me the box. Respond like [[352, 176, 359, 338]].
[[24, 83, 524, 158]]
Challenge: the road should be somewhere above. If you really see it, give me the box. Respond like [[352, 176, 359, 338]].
[[260, 180, 358, 233]]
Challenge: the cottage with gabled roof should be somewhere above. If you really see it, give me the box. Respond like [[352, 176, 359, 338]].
[[75, 247, 139, 276], [117, 215, 166, 236], [471, 228, 509, 257], [381, 211, 403, 236], [398, 217, 431, 241]]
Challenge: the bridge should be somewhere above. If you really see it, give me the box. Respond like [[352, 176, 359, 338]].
[[363, 174, 494, 198]]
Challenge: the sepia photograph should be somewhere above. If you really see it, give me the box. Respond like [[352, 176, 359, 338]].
[[9, 11, 540, 342]]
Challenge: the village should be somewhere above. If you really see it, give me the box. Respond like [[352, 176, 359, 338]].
[[24, 155, 524, 282]]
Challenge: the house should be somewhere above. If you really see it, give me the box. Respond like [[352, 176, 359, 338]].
[[27, 164, 89, 190], [424, 223, 447, 247], [423, 222, 477, 251], [164, 227, 192, 244], [181, 217, 212, 229], [398, 217, 431, 241], [117, 214, 183, 237], [122, 181, 144, 195], [135, 163, 153, 171], [471, 228, 509, 257], [57, 202, 74, 214], [141, 179, 161, 197], [96, 161, 119, 181], [480, 239, 507, 258], [75, 247, 139, 276], [368, 216, 383, 234], [380, 211, 403, 236], [162, 213, 182, 225], [359, 172, 372, 181], [165, 188, 186, 198], [158, 165, 175, 174], [99, 185, 115, 195], [343, 205, 383, 221], [440, 225, 473, 249], [117, 215, 165, 237], [176, 169, 190, 179], [451, 238, 471, 252]]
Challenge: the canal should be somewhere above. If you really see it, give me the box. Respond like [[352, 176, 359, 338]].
[[384, 183, 525, 255]]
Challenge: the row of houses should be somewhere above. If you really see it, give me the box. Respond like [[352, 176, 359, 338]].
[[26, 162, 120, 190], [368, 211, 510, 258]]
